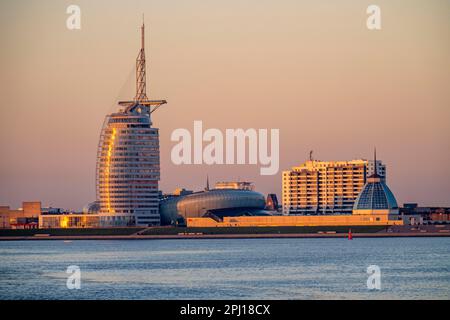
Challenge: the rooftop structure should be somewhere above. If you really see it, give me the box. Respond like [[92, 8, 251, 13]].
[[214, 181, 254, 191]]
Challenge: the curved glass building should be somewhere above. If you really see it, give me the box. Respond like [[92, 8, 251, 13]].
[[353, 150, 399, 215], [160, 189, 268, 225], [96, 22, 166, 226], [96, 111, 161, 226]]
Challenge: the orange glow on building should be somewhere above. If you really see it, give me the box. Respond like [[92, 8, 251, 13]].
[[105, 128, 117, 213]]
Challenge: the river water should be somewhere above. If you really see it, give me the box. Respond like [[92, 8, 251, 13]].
[[0, 238, 449, 299]]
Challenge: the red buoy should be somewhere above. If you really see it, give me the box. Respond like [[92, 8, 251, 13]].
[[348, 228, 353, 240]]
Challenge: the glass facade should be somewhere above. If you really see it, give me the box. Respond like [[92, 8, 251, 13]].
[[39, 215, 100, 228], [96, 109, 161, 226], [94, 22, 165, 226], [160, 189, 267, 225], [353, 176, 398, 211]]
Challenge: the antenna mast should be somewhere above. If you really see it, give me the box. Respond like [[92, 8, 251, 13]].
[[119, 16, 167, 113], [374, 147, 378, 176], [135, 18, 148, 102]]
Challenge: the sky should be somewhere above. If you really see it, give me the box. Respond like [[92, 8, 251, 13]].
[[0, 0, 449, 210]]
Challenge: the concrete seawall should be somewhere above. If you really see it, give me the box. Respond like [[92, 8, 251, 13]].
[[0, 231, 449, 241]]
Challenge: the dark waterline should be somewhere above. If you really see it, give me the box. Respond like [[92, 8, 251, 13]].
[[0, 238, 449, 300]]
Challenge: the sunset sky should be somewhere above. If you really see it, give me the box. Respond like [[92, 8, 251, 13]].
[[0, 0, 449, 210]]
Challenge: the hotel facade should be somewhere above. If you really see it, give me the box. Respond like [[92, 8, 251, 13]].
[[96, 22, 166, 227], [282, 159, 386, 215], [96, 113, 161, 226]]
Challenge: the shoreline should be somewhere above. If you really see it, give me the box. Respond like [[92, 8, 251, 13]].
[[1, 232, 449, 241]]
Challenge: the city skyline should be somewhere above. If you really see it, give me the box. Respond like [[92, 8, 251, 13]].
[[1, 0, 449, 210]]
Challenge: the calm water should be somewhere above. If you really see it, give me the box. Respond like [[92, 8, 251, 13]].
[[0, 238, 449, 300]]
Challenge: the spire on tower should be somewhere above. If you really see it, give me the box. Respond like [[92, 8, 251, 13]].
[[374, 147, 377, 176], [119, 16, 167, 114], [369, 147, 380, 178], [142, 14, 145, 47], [135, 19, 148, 102]]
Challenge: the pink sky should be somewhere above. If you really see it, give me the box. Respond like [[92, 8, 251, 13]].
[[0, 0, 449, 210]]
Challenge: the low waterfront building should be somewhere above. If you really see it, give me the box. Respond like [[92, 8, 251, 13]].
[[0, 202, 41, 229], [159, 188, 268, 226], [189, 151, 403, 228], [400, 203, 450, 225], [39, 214, 101, 229], [39, 212, 139, 228], [186, 214, 403, 227]]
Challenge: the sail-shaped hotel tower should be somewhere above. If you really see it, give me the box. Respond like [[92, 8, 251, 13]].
[[96, 22, 166, 226]]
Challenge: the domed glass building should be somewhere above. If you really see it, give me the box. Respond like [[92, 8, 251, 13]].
[[160, 189, 268, 225], [353, 150, 399, 215], [82, 201, 100, 214]]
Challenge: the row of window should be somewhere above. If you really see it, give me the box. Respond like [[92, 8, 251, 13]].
[[97, 145, 159, 155], [98, 157, 159, 162], [100, 205, 158, 209], [98, 141, 159, 152], [99, 195, 159, 199], [99, 137, 158, 143], [98, 169, 159, 174], [103, 129, 158, 135], [98, 177, 159, 182], [97, 184, 158, 189], [106, 141, 158, 146], [98, 191, 158, 195], [99, 151, 159, 157], [99, 200, 159, 204]]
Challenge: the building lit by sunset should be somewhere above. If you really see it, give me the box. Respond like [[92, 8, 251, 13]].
[[159, 181, 268, 226], [187, 151, 403, 228], [214, 181, 254, 191], [282, 159, 385, 215], [96, 22, 166, 226], [0, 202, 40, 229]]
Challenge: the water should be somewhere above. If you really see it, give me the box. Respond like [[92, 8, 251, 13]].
[[0, 238, 449, 300]]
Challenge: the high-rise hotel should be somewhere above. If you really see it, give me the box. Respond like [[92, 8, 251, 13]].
[[282, 159, 386, 215], [96, 22, 166, 226]]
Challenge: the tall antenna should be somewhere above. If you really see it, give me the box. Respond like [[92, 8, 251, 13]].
[[119, 16, 167, 114], [135, 18, 148, 102]]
